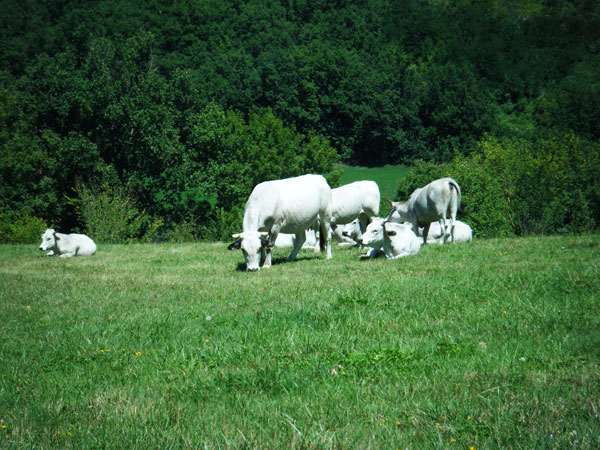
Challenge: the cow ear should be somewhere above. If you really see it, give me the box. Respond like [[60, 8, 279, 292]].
[[227, 239, 241, 250], [386, 229, 397, 236], [55, 235, 61, 241]]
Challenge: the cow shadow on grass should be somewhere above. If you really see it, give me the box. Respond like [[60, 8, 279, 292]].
[[234, 254, 321, 271]]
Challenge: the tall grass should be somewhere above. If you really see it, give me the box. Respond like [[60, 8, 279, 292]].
[[1, 234, 599, 448]]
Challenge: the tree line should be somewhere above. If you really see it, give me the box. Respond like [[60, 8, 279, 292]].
[[1, 0, 599, 241]]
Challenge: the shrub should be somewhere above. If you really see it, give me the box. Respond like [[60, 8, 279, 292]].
[[0, 211, 47, 244], [394, 158, 514, 238], [395, 160, 446, 201], [449, 154, 514, 238], [481, 134, 600, 234], [72, 183, 163, 243]]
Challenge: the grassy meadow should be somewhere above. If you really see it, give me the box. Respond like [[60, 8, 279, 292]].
[[1, 234, 599, 448], [337, 164, 410, 205]]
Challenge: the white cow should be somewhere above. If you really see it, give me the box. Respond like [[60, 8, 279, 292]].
[[386, 178, 461, 244], [357, 217, 386, 258], [331, 223, 358, 246], [420, 220, 472, 244], [39, 229, 97, 257], [360, 220, 421, 259], [381, 222, 422, 259], [340, 218, 361, 244], [274, 229, 317, 249], [331, 180, 380, 233], [228, 174, 332, 271]]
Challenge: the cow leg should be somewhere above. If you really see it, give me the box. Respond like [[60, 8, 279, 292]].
[[413, 219, 425, 245], [287, 232, 306, 262], [438, 217, 448, 244], [261, 226, 279, 269], [421, 223, 431, 245], [319, 215, 332, 259]]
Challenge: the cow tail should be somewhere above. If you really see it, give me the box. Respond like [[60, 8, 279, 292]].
[[449, 179, 462, 212]]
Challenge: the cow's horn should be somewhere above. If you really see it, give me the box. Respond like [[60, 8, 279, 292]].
[[231, 233, 241, 238], [260, 232, 269, 237]]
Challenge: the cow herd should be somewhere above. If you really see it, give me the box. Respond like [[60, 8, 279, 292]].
[[226, 173, 470, 270], [38, 173, 472, 269]]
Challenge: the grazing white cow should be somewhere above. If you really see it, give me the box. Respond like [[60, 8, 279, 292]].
[[228, 174, 332, 271], [359, 220, 421, 259], [386, 178, 461, 245], [274, 229, 317, 249], [421, 220, 472, 244], [39, 229, 97, 257], [331, 181, 380, 233]]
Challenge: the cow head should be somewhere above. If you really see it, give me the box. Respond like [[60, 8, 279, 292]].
[[39, 228, 59, 251], [359, 218, 385, 248], [342, 218, 361, 240], [229, 231, 270, 271], [386, 201, 409, 223]]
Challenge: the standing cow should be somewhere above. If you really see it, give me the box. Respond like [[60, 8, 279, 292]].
[[331, 180, 380, 233], [386, 178, 461, 244], [228, 174, 332, 271], [39, 229, 97, 257]]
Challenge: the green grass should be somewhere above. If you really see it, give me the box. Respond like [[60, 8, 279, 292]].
[[1, 235, 600, 448], [337, 164, 411, 206]]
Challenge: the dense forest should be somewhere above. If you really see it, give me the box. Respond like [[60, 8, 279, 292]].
[[1, 0, 599, 241]]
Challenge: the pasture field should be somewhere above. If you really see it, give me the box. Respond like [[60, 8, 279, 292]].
[[337, 164, 410, 204], [1, 235, 599, 448]]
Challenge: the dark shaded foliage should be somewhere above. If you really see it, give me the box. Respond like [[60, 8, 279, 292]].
[[1, 0, 599, 240]]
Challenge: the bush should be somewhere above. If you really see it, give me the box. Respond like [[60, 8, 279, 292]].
[[394, 159, 513, 239], [396, 134, 600, 238], [0, 211, 47, 244], [481, 134, 600, 234], [395, 160, 446, 201], [72, 183, 163, 243], [448, 154, 514, 238]]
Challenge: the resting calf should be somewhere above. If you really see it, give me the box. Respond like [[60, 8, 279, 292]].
[[360, 219, 421, 259], [39, 229, 97, 257]]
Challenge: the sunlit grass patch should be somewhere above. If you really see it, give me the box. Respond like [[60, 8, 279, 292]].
[[1, 234, 599, 447]]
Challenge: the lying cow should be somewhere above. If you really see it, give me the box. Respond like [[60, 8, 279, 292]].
[[274, 229, 317, 249], [357, 217, 386, 258], [420, 220, 472, 244], [360, 220, 421, 259], [39, 229, 97, 257], [339, 218, 361, 245], [331, 223, 358, 246], [387, 178, 461, 244], [228, 174, 332, 271]]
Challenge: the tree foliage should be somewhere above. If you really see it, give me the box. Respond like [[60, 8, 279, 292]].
[[396, 135, 600, 237], [1, 0, 599, 240]]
